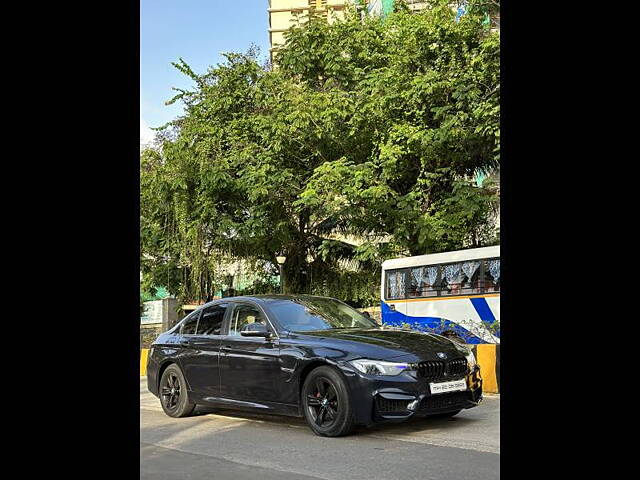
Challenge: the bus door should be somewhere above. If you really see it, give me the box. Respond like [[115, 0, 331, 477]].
[[382, 269, 407, 325]]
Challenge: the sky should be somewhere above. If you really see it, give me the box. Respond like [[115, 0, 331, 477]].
[[140, 1, 270, 144]]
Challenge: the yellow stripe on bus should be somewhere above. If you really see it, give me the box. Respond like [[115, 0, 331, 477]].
[[389, 293, 500, 303]]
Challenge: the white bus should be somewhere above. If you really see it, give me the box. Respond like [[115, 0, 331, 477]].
[[381, 245, 500, 344]]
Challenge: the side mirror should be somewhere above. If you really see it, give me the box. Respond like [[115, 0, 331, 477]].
[[240, 324, 272, 338]]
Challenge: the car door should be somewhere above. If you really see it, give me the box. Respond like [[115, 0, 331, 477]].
[[218, 301, 284, 403], [180, 303, 229, 400], [175, 309, 200, 361]]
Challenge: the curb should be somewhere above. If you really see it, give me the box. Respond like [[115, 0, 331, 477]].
[[139, 344, 500, 394]]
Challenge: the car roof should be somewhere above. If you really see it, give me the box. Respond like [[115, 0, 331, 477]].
[[199, 294, 337, 309]]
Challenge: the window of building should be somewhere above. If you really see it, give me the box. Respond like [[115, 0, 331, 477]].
[[308, 0, 328, 9], [197, 304, 228, 335], [386, 270, 407, 299], [409, 266, 439, 297], [229, 304, 267, 336], [180, 311, 200, 335]]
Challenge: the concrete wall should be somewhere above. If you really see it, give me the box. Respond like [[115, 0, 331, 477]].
[[141, 297, 180, 330], [359, 306, 382, 324], [161, 298, 180, 331], [140, 325, 162, 349]]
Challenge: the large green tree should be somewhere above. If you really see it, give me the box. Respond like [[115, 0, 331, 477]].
[[140, 0, 499, 306]]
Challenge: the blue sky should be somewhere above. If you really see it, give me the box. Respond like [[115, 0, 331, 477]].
[[141, 1, 270, 143]]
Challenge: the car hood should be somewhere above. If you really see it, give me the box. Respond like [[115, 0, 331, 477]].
[[287, 328, 467, 362]]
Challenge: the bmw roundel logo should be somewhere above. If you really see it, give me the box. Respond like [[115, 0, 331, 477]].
[[437, 352, 447, 359]]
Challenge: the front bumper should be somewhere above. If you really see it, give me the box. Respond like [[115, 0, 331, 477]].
[[340, 363, 483, 426]]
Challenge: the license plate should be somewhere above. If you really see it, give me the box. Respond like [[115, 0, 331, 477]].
[[429, 378, 467, 395]]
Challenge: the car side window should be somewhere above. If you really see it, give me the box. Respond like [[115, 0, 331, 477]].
[[197, 304, 228, 335], [181, 311, 200, 335], [228, 304, 267, 336]]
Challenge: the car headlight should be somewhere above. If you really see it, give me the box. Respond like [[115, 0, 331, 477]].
[[350, 359, 410, 376], [465, 351, 477, 371]]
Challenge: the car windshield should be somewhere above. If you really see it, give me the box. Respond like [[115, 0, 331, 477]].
[[269, 297, 378, 332]]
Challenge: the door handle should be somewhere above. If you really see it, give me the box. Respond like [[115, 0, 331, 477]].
[[220, 345, 232, 352]]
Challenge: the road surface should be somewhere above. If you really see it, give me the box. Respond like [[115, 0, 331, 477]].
[[140, 377, 499, 480]]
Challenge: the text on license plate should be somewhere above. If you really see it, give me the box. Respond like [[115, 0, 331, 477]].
[[429, 379, 467, 395]]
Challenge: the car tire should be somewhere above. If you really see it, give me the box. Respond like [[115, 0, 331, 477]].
[[301, 366, 354, 437], [159, 364, 196, 418]]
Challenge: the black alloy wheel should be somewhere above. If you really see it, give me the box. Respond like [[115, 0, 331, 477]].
[[159, 364, 196, 418], [302, 366, 354, 437], [307, 377, 339, 428]]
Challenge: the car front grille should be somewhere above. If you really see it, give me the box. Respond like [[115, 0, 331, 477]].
[[417, 361, 445, 380], [419, 391, 469, 411], [375, 396, 411, 413], [417, 357, 468, 380], [447, 358, 468, 377]]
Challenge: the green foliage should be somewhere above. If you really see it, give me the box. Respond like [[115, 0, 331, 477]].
[[140, 1, 499, 307]]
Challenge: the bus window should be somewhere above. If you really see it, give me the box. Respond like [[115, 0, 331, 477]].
[[386, 270, 407, 299], [460, 260, 482, 295], [441, 263, 463, 296], [409, 266, 439, 297], [483, 258, 500, 292]]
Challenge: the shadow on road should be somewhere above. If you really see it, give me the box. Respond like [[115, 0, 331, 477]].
[[359, 412, 480, 435], [192, 407, 308, 427], [141, 377, 498, 451]]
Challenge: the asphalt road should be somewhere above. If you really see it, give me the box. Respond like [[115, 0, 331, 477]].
[[141, 377, 499, 480]]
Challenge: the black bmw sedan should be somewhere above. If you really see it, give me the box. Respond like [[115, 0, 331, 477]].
[[147, 295, 483, 437]]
